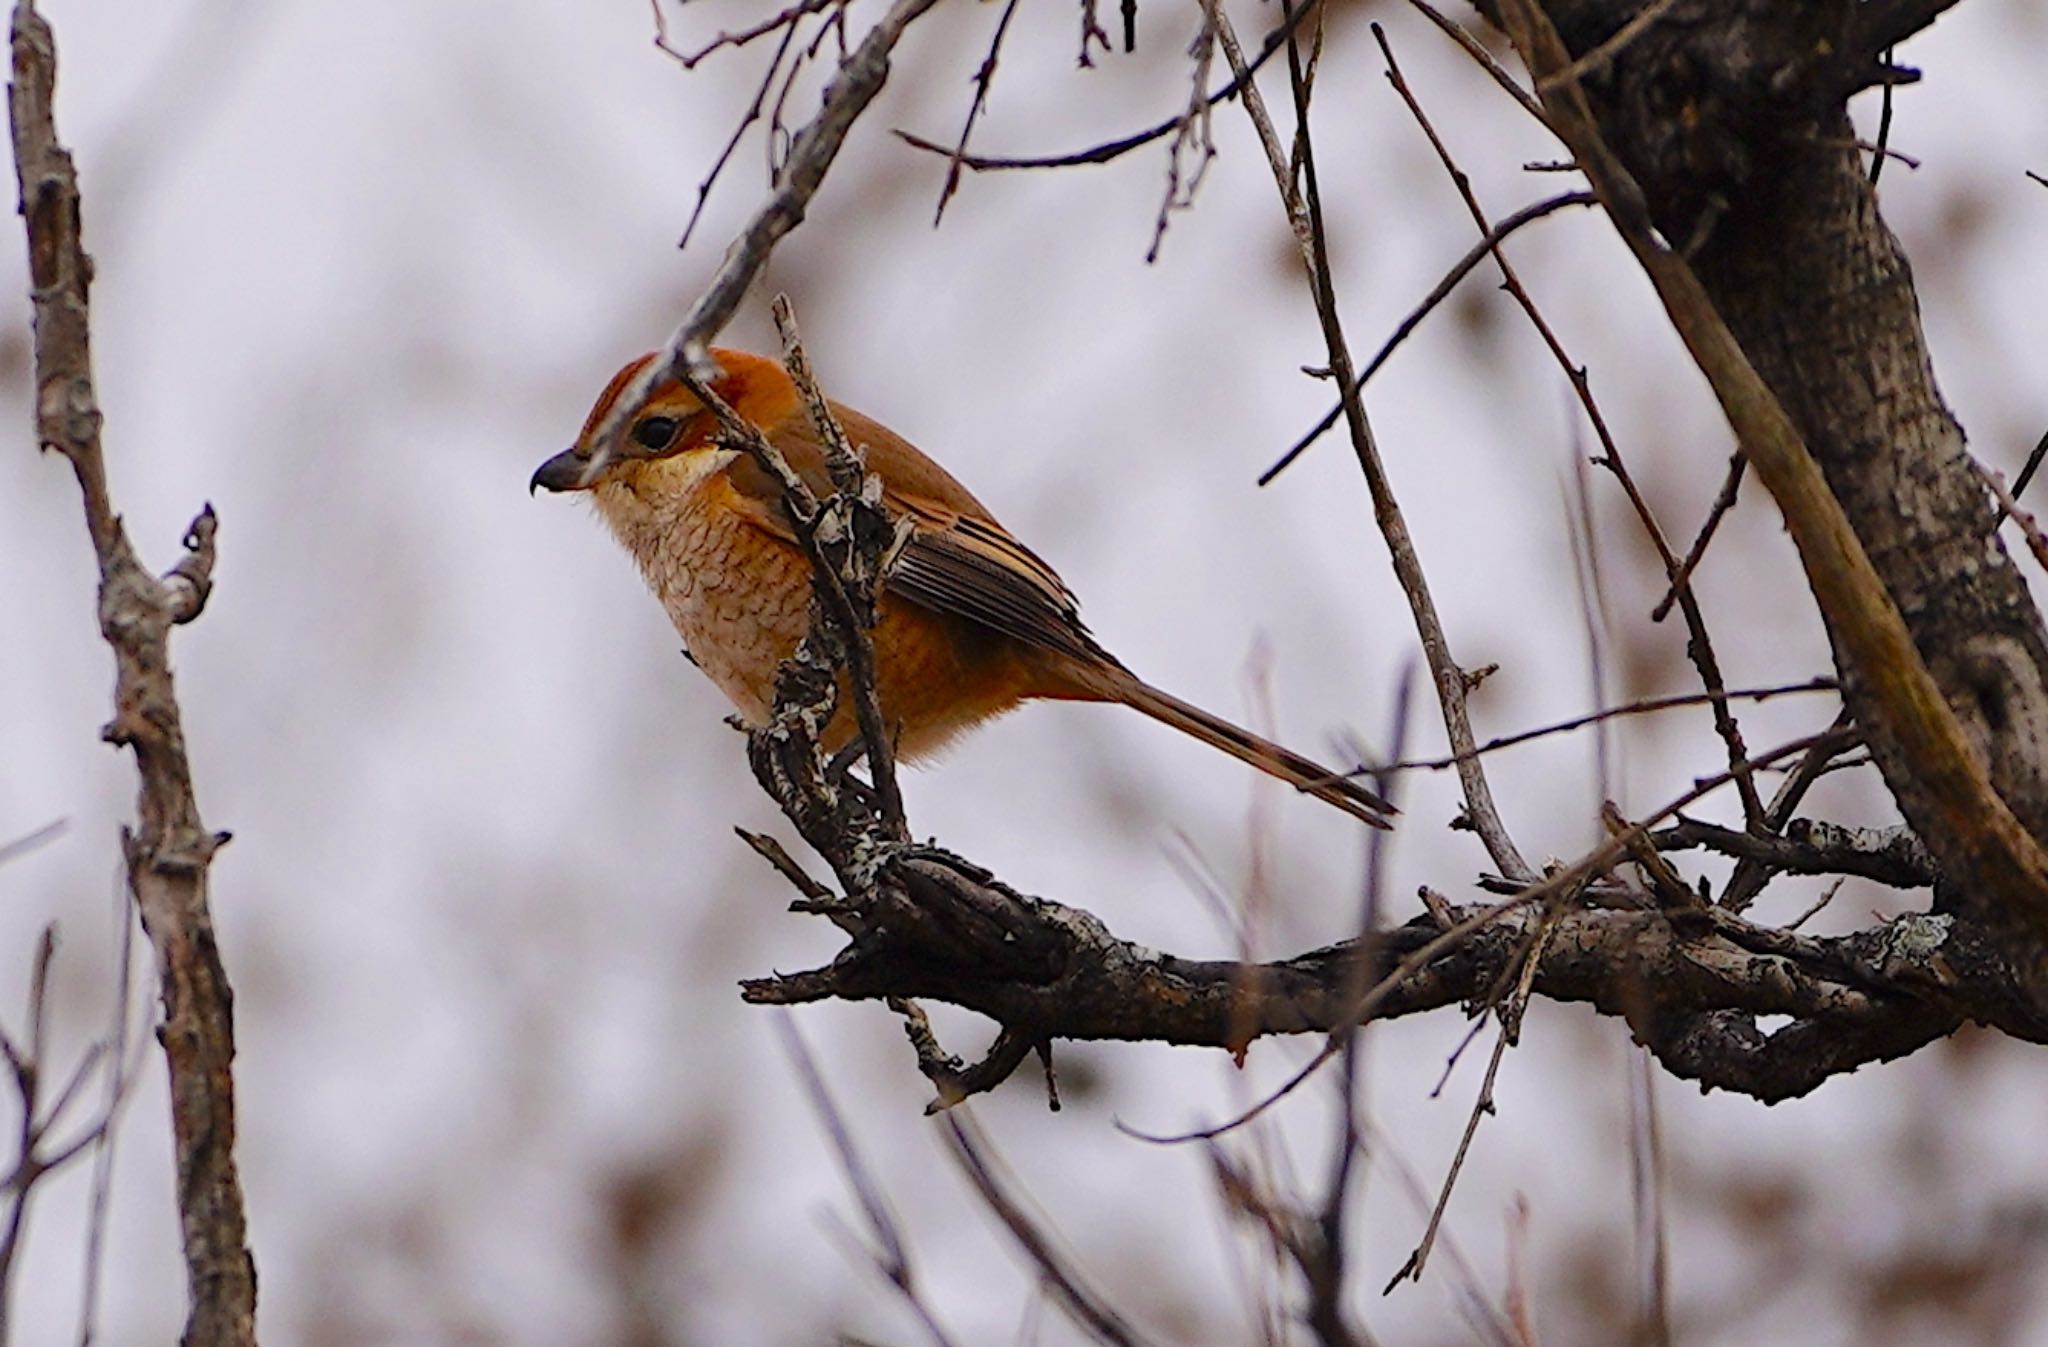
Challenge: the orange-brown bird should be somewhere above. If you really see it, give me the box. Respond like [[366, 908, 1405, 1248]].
[[532, 350, 1394, 826]]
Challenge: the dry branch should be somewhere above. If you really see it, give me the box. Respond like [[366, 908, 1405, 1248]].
[[7, 4, 256, 1342]]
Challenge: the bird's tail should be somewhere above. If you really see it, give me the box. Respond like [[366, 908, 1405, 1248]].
[[1114, 677, 1396, 828]]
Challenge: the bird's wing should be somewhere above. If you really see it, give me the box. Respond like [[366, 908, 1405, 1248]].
[[885, 497, 1105, 664], [721, 405, 1108, 666]]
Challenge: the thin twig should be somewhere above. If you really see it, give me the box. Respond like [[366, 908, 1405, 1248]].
[[1650, 452, 1745, 622], [1401, 0, 1544, 120], [1218, 0, 1534, 881], [1868, 43, 1897, 185], [0, 820, 67, 868], [2010, 426, 2048, 503], [1536, 0, 1682, 91], [678, 18, 802, 252], [1291, 1, 1530, 880], [1982, 464, 2048, 576], [1377, 679, 1832, 773], [1305, 671, 1410, 1346], [776, 1014, 963, 1347], [1257, 189, 1595, 486], [653, 0, 840, 69], [0, 927, 135, 1345], [945, 1114, 1157, 1347], [931, 0, 1022, 225], [1077, 0, 1112, 68], [1720, 710, 1861, 911], [892, 3, 1320, 173], [1627, 1047, 1672, 1347], [77, 883, 143, 1347], [1144, 2, 1220, 262], [1388, 907, 1560, 1289]]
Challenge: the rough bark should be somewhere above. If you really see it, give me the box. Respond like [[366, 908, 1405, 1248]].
[[741, 846, 1972, 1104]]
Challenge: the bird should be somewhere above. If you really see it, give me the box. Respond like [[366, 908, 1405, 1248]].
[[531, 349, 1394, 827]]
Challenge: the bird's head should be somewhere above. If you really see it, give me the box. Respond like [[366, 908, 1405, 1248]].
[[530, 348, 799, 499]]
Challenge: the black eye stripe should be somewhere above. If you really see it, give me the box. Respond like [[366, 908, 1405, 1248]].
[[631, 416, 681, 451]]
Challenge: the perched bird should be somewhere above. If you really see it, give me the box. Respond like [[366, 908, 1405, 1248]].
[[532, 350, 1394, 826]]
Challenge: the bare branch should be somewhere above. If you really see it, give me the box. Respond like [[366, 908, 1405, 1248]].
[[7, 4, 256, 1342], [776, 1014, 963, 1347], [1652, 817, 1936, 890]]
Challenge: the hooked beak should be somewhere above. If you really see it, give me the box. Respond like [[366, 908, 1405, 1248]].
[[530, 446, 594, 495]]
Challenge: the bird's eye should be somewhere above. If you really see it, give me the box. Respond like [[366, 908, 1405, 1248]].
[[632, 416, 681, 451]]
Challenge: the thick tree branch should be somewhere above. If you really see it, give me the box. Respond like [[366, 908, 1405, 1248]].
[[7, 5, 256, 1344], [738, 846, 1977, 1103]]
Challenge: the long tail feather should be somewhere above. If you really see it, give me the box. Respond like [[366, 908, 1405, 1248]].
[[1115, 678, 1396, 827]]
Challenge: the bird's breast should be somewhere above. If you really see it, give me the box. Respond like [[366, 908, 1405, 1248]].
[[610, 475, 1061, 755]]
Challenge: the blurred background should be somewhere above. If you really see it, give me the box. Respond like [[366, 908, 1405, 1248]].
[[4, 1, 2048, 1342]]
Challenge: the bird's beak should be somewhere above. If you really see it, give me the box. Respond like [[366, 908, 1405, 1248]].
[[530, 446, 593, 495]]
